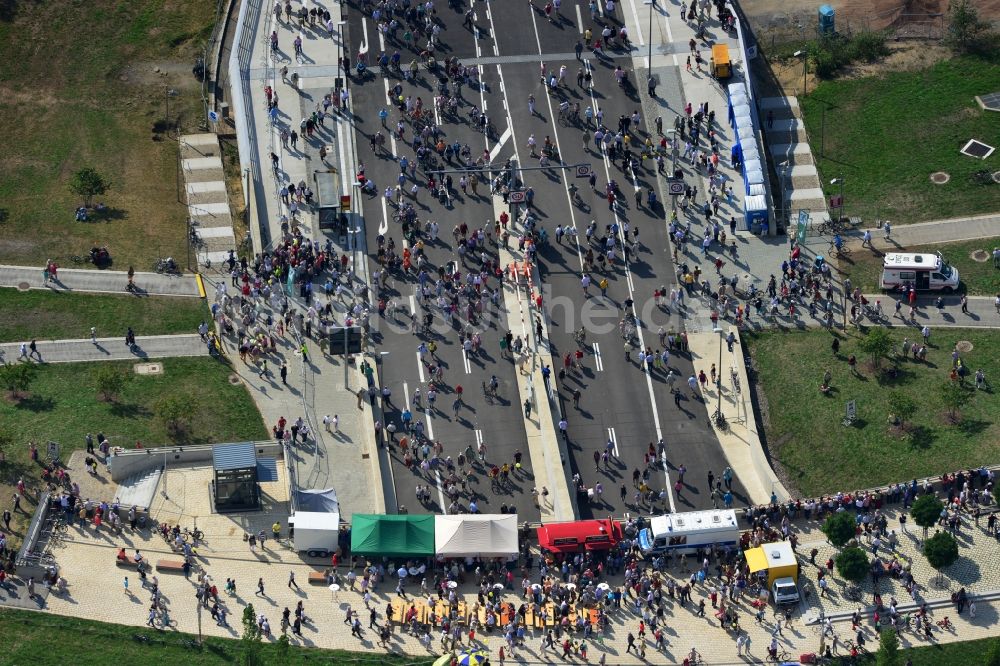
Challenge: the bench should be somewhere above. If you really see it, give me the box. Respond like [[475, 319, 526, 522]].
[[308, 571, 329, 585], [157, 559, 186, 574], [115, 556, 141, 569]]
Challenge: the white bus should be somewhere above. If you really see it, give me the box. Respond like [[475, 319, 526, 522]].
[[638, 509, 741, 556], [880, 252, 960, 292]]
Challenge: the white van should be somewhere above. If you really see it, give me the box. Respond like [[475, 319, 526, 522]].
[[880, 252, 960, 292], [638, 509, 741, 556]]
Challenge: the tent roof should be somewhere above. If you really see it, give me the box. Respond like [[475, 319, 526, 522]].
[[294, 487, 339, 514], [351, 514, 435, 557], [435, 514, 519, 557]]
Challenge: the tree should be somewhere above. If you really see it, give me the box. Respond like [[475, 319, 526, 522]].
[[0, 363, 37, 399], [938, 380, 973, 422], [822, 510, 857, 548], [93, 366, 130, 402], [944, 0, 997, 53], [859, 327, 893, 370], [887, 393, 917, 430], [835, 546, 869, 586], [157, 393, 197, 437], [69, 167, 111, 208], [240, 604, 263, 666], [911, 494, 944, 540], [923, 531, 959, 586], [876, 627, 901, 666]]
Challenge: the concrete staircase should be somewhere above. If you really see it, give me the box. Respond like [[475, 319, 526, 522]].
[[114, 467, 162, 510], [761, 97, 830, 224], [180, 133, 237, 268]]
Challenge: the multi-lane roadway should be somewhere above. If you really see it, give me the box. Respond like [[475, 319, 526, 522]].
[[345, 0, 748, 521]]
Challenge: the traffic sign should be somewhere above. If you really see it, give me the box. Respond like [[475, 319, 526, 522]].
[[207, 110, 220, 123], [667, 181, 685, 196], [508, 190, 526, 203], [575, 164, 592, 178]]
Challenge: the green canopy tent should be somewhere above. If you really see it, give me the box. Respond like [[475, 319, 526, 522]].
[[350, 514, 435, 558]]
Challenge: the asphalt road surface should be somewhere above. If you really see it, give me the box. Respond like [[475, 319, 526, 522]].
[[345, 0, 748, 521]]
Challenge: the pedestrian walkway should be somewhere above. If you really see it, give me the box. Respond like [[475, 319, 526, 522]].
[[32, 496, 1000, 664], [0, 265, 203, 298], [686, 330, 788, 505], [0, 335, 208, 364], [199, 274, 383, 520], [842, 212, 1000, 250]]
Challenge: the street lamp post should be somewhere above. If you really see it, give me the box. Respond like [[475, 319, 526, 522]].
[[711, 326, 724, 426], [644, 0, 655, 66], [831, 177, 845, 222], [793, 50, 807, 97]]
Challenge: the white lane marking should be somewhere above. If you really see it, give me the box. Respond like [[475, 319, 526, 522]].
[[435, 469, 447, 514], [607, 427, 619, 457], [661, 451, 674, 512], [527, 1, 581, 246], [462, 348, 472, 374], [416, 351, 426, 383], [361, 18, 370, 55], [593, 342, 603, 372], [403, 381, 410, 407], [488, 126, 512, 162], [626, 0, 648, 67], [575, 5, 583, 33], [581, 60, 674, 513]]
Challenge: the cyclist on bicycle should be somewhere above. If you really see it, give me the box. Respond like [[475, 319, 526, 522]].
[[832, 233, 844, 253]]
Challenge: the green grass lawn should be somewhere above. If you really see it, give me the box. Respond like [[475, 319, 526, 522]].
[[0, 357, 266, 452], [0, 0, 214, 269], [800, 55, 1000, 225], [746, 327, 1000, 497], [0, 288, 208, 343], [0, 608, 436, 666], [838, 237, 1000, 295]]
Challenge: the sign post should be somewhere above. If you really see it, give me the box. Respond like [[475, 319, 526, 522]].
[[843, 400, 857, 426], [796, 209, 809, 244]]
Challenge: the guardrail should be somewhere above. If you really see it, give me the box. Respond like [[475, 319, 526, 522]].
[[228, 0, 271, 251], [16, 491, 51, 572]]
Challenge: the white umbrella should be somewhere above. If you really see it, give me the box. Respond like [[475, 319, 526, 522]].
[[597, 583, 610, 591], [492, 583, 504, 590], [531, 583, 542, 591], [447, 580, 458, 589], [329, 584, 340, 592], [564, 583, 577, 591]]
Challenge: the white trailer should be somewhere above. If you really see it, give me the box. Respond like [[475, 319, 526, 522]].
[[289, 510, 341, 558], [638, 509, 741, 556]]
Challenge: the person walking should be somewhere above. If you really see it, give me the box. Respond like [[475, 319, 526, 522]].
[[288, 571, 300, 589], [257, 577, 266, 597]]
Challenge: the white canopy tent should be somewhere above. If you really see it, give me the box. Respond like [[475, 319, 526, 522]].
[[434, 514, 519, 557]]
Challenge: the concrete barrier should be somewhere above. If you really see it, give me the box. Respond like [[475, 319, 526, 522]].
[[109, 441, 283, 482]]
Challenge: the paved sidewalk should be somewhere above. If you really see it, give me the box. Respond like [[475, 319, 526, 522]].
[[0, 335, 208, 364], [1, 265, 203, 298], [687, 330, 788, 506], [199, 273, 383, 520], [27, 498, 1000, 663], [825, 212, 1000, 250]]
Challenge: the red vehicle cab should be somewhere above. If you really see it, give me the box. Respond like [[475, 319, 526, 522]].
[[537, 519, 623, 555]]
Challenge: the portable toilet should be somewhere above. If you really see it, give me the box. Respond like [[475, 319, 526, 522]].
[[819, 4, 835, 35]]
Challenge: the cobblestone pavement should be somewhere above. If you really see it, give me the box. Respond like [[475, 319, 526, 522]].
[[23, 498, 997, 663]]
